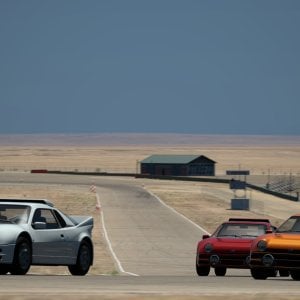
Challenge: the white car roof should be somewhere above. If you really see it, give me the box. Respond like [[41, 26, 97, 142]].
[[0, 199, 54, 208]]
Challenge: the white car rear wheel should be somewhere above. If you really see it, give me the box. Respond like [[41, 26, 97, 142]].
[[68, 241, 92, 276]]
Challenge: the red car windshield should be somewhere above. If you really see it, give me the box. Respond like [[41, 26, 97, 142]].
[[217, 223, 267, 238]]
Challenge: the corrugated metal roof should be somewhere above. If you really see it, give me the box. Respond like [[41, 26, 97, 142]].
[[141, 155, 202, 164]]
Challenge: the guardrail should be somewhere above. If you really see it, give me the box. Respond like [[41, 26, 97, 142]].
[[31, 170, 299, 202], [247, 183, 299, 202]]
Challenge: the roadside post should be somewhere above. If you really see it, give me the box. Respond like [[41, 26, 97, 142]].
[[227, 170, 250, 210]]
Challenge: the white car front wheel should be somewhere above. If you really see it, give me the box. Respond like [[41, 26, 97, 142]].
[[10, 237, 31, 275]]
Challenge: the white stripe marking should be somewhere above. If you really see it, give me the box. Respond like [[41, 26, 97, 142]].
[[145, 188, 210, 235], [96, 191, 139, 276]]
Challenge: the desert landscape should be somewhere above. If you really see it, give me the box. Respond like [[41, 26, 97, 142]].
[[0, 134, 299, 273], [1, 133, 300, 176], [0, 133, 300, 299]]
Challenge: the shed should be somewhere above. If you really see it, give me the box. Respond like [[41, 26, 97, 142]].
[[140, 155, 216, 176]]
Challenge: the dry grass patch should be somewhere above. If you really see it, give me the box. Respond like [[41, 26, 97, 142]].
[[1, 145, 300, 175], [145, 182, 283, 233]]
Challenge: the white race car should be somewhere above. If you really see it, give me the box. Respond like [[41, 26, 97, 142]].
[[0, 199, 93, 275]]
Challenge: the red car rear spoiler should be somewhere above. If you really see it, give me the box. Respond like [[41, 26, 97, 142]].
[[228, 218, 270, 223]]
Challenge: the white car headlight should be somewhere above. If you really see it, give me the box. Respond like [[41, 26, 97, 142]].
[[257, 240, 268, 251]]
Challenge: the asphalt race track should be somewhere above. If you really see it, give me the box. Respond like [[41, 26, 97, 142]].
[[1, 173, 300, 299]]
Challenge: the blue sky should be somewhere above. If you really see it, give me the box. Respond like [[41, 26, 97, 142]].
[[0, 1, 299, 135]]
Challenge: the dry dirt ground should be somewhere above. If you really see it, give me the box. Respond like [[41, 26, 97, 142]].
[[1, 295, 300, 300], [1, 144, 300, 175], [2, 295, 299, 300]]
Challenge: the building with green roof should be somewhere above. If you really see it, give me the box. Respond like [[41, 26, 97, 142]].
[[140, 155, 216, 176]]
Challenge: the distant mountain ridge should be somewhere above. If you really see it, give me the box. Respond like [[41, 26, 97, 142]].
[[0, 133, 300, 147]]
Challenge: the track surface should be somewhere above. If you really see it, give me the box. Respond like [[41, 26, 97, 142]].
[[98, 183, 206, 276], [1, 173, 300, 298]]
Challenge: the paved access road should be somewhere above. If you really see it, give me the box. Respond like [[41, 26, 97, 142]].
[[0, 173, 300, 299]]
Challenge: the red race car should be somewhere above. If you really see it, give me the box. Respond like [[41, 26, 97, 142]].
[[196, 218, 275, 276]]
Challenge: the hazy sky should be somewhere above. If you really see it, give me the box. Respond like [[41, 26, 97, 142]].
[[1, 1, 299, 135]]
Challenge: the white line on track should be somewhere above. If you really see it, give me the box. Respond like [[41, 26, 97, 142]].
[[95, 185, 210, 277], [96, 191, 139, 276], [145, 188, 210, 235]]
